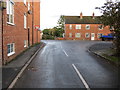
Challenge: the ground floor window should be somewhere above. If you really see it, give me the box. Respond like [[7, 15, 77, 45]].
[[24, 40, 28, 47], [97, 33, 103, 38], [75, 33, 81, 38], [69, 33, 72, 38], [7, 43, 15, 56], [85, 33, 90, 38]]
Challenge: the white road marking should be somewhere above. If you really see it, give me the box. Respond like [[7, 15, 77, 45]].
[[72, 64, 90, 90], [7, 45, 44, 89], [60, 42, 69, 57], [62, 49, 69, 57]]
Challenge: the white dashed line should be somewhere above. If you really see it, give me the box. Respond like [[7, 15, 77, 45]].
[[60, 42, 69, 57], [72, 64, 90, 90]]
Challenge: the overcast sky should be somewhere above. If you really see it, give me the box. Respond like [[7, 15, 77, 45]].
[[40, 0, 108, 30]]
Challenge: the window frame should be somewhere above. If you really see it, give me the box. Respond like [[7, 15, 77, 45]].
[[24, 0, 27, 5], [75, 33, 81, 38], [97, 33, 103, 38], [24, 13, 27, 29], [98, 25, 103, 30], [69, 33, 72, 38], [86, 25, 90, 30], [7, 43, 15, 56], [69, 25, 72, 30], [24, 40, 28, 47], [85, 33, 90, 38], [7, 0, 15, 25], [76, 25, 81, 29]]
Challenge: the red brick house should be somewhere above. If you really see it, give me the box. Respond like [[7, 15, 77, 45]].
[[64, 12, 111, 40], [1, 0, 41, 65]]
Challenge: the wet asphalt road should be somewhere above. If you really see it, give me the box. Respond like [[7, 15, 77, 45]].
[[13, 40, 119, 88]]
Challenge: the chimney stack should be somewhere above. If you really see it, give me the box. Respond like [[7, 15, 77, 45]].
[[92, 12, 95, 19], [80, 12, 83, 19]]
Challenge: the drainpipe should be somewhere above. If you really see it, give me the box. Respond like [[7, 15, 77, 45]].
[[32, 0, 34, 45], [0, 1, 5, 65]]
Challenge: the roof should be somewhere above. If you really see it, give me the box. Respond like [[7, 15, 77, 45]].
[[64, 16, 101, 24]]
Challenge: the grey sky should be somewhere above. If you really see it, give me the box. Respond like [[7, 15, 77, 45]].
[[40, 0, 107, 30]]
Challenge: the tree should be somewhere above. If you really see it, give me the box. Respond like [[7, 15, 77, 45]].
[[96, 1, 120, 57], [56, 15, 65, 37]]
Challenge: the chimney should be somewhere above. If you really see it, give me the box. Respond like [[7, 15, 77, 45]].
[[92, 12, 95, 19], [80, 12, 83, 19]]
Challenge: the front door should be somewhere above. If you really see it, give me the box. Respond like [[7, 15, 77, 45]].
[[91, 33, 95, 40]]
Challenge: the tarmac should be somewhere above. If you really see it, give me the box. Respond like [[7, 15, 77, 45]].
[[2, 42, 45, 89], [2, 41, 118, 89]]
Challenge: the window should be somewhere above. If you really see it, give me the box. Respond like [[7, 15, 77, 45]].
[[97, 33, 103, 38], [69, 25, 72, 29], [24, 40, 28, 47], [110, 26, 114, 30], [86, 25, 90, 30], [69, 33, 72, 38], [24, 0, 26, 5], [75, 33, 81, 38], [7, 43, 15, 56], [28, 2, 30, 10], [76, 25, 81, 29], [98, 25, 103, 30], [7, 0, 14, 24], [85, 33, 90, 38], [24, 14, 27, 29]]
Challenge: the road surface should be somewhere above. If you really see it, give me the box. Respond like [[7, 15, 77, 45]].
[[13, 40, 119, 88]]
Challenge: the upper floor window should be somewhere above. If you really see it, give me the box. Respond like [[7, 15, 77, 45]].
[[7, 0, 14, 24], [28, 2, 30, 10], [24, 0, 26, 5], [24, 13, 27, 29], [76, 25, 81, 29], [86, 25, 90, 30], [69, 25, 72, 29], [98, 25, 103, 30]]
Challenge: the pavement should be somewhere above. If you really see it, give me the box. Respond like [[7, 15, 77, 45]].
[[2, 42, 45, 89], [11, 40, 119, 89]]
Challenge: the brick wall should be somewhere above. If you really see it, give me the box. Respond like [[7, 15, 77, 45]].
[[0, 8, 2, 66], [33, 2, 40, 44], [2, 1, 41, 64], [3, 2, 28, 64], [65, 24, 111, 40]]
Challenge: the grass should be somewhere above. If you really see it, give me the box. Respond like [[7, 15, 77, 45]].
[[101, 49, 120, 66]]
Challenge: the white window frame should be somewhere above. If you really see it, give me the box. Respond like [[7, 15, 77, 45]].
[[24, 40, 28, 47], [86, 25, 90, 30], [28, 2, 30, 10], [24, 13, 27, 29], [76, 25, 81, 29], [85, 33, 90, 38], [7, 43, 15, 56], [97, 33, 103, 38], [75, 33, 81, 38], [24, 0, 26, 5], [69, 25, 72, 30], [98, 25, 103, 30], [69, 33, 72, 38], [7, 0, 14, 25]]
